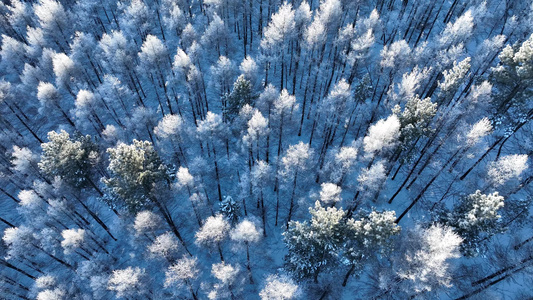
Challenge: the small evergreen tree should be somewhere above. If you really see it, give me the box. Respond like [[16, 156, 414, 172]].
[[223, 75, 256, 121], [219, 196, 240, 225]]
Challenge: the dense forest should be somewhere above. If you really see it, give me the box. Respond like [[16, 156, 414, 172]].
[[0, 0, 532, 299]]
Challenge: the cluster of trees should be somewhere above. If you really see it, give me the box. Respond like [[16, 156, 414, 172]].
[[0, 0, 532, 299]]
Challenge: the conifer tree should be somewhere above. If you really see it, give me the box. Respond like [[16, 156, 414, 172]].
[[103, 140, 169, 212], [441, 190, 504, 256], [284, 201, 345, 282], [224, 75, 256, 121], [39, 130, 101, 192], [342, 210, 400, 285]]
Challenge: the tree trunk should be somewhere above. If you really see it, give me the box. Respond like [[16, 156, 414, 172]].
[[213, 147, 223, 202], [246, 242, 254, 284], [286, 170, 298, 229], [217, 243, 225, 262], [342, 265, 355, 287]]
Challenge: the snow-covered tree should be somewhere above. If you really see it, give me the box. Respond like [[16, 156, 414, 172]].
[[259, 274, 300, 300], [363, 114, 401, 158], [256, 84, 279, 115], [97, 31, 137, 89], [342, 210, 400, 284], [261, 3, 296, 51], [39, 130, 100, 190], [161, 0, 187, 34], [196, 111, 226, 202], [195, 214, 230, 261], [370, 225, 462, 298], [174, 166, 195, 190], [33, 0, 71, 48], [134, 210, 163, 237], [209, 262, 241, 299], [103, 140, 169, 212], [165, 256, 200, 299], [36, 81, 74, 125], [273, 89, 298, 159], [239, 56, 259, 87], [261, 2, 296, 89], [148, 231, 180, 260], [72, 89, 105, 133], [357, 160, 387, 200], [138, 34, 174, 114], [154, 114, 184, 139], [230, 218, 262, 283], [138, 35, 169, 72], [60, 228, 86, 255], [243, 109, 269, 161], [318, 182, 342, 205], [380, 40, 411, 71], [438, 10, 474, 48], [201, 14, 228, 56], [11, 145, 40, 176], [442, 190, 505, 256], [107, 267, 147, 299], [211, 55, 234, 101], [328, 146, 358, 184], [36, 288, 66, 300], [0, 35, 27, 73], [119, 0, 153, 41], [3, 226, 36, 260], [279, 141, 313, 226], [466, 117, 492, 146], [284, 201, 345, 282], [384, 225, 462, 297], [154, 114, 188, 164], [52, 52, 78, 91], [487, 154, 528, 186]]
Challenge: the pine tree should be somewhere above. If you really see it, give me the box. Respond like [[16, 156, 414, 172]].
[[223, 75, 256, 121], [441, 190, 504, 256], [284, 201, 345, 282], [103, 140, 169, 212], [39, 130, 101, 192], [491, 34, 533, 117], [219, 196, 240, 225], [393, 95, 437, 148], [342, 210, 400, 285]]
